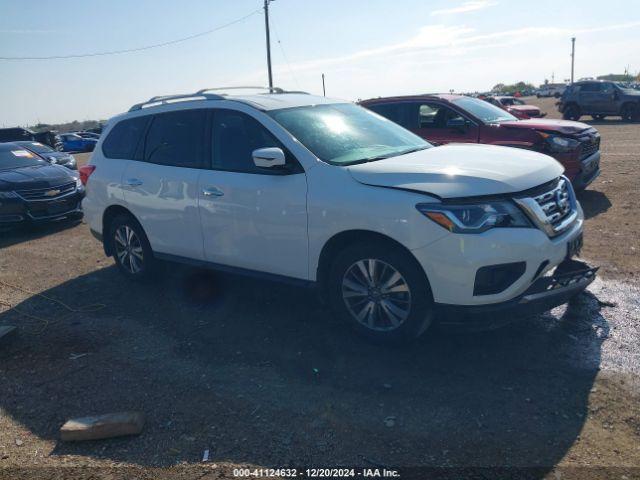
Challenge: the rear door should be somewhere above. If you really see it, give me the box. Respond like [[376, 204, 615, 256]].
[[577, 82, 601, 113], [122, 108, 207, 260]]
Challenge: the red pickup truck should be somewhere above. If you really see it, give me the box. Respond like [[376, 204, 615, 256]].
[[360, 94, 600, 190]]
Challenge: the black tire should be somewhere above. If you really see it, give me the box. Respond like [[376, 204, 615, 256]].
[[563, 104, 581, 121], [592, 114, 605, 121], [108, 214, 156, 281], [621, 103, 638, 122], [326, 241, 434, 344]]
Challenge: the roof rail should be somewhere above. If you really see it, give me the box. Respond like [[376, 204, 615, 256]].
[[128, 92, 225, 112], [196, 86, 284, 94], [128, 86, 306, 112]]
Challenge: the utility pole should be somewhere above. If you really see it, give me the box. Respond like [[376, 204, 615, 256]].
[[264, 0, 274, 90], [570, 37, 576, 84], [322, 73, 326, 96]]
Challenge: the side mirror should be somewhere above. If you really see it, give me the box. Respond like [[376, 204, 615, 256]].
[[446, 117, 468, 131], [252, 147, 286, 169]]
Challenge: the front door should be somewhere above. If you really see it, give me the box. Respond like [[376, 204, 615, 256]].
[[198, 109, 308, 280]]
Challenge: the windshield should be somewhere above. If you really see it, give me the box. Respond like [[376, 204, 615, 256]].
[[0, 144, 46, 170], [268, 103, 431, 165], [453, 97, 518, 123], [17, 141, 54, 154]]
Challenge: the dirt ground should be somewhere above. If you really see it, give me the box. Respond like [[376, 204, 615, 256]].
[[0, 97, 639, 479]]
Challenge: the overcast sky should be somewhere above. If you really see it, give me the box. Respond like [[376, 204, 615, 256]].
[[1, 0, 639, 126]]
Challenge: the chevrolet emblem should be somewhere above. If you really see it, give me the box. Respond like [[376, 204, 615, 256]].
[[44, 189, 61, 197]]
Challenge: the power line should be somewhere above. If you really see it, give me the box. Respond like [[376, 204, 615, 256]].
[[0, 8, 261, 61], [269, 13, 301, 90]]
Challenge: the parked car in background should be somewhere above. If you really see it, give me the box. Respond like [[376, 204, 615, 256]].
[[558, 80, 640, 121], [13, 141, 77, 170], [0, 128, 63, 151], [0, 127, 36, 143], [60, 133, 97, 152], [536, 84, 566, 98], [83, 89, 596, 343], [0, 142, 84, 229], [33, 130, 63, 151], [75, 131, 101, 140], [360, 94, 600, 190], [486, 96, 546, 119]]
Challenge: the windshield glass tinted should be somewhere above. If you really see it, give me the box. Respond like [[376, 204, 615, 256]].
[[17, 142, 54, 154], [268, 103, 431, 165], [453, 97, 517, 123], [0, 145, 46, 170]]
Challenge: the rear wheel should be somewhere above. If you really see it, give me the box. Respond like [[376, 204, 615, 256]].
[[109, 214, 156, 281], [327, 241, 433, 344], [563, 104, 581, 121]]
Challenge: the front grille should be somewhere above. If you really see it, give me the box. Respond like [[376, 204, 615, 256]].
[[26, 198, 80, 219], [514, 177, 578, 237], [533, 178, 573, 227], [16, 181, 76, 201], [579, 136, 600, 160]]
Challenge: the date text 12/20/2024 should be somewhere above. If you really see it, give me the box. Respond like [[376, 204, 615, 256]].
[[233, 468, 400, 478]]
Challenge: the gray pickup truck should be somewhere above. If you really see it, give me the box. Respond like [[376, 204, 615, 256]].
[[558, 80, 640, 122]]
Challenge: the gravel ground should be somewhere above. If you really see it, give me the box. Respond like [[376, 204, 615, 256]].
[[0, 97, 639, 479]]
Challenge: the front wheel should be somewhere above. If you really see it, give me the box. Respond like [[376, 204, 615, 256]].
[[109, 214, 156, 281], [621, 103, 638, 122], [327, 242, 433, 344]]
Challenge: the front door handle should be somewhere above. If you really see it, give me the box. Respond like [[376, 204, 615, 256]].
[[125, 178, 143, 187], [202, 186, 224, 197]]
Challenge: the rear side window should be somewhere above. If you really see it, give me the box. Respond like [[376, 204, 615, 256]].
[[367, 103, 407, 127], [102, 116, 149, 159], [144, 110, 206, 168]]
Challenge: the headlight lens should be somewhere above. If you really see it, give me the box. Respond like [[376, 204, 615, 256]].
[[416, 201, 532, 234], [540, 133, 580, 153], [0, 191, 19, 199]]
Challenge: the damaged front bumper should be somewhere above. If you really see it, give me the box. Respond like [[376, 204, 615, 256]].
[[435, 259, 598, 330]]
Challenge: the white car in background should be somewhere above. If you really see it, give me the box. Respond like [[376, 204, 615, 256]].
[[536, 84, 567, 98], [81, 88, 596, 343]]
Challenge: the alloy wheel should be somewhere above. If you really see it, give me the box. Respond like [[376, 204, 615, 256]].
[[114, 225, 144, 274], [341, 259, 412, 332]]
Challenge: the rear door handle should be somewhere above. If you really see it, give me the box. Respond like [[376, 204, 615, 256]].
[[202, 186, 224, 197], [125, 178, 143, 187]]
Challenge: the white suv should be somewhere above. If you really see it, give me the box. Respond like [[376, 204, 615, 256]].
[[82, 88, 596, 343]]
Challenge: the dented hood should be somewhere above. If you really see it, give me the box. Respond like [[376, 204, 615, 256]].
[[346, 144, 564, 199]]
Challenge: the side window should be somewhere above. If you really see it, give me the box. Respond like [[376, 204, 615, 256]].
[[144, 109, 206, 168], [419, 103, 463, 129], [601, 83, 614, 94], [580, 83, 600, 93], [211, 109, 290, 174], [102, 116, 149, 159], [367, 103, 417, 129]]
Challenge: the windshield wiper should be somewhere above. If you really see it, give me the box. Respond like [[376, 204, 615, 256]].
[[397, 146, 430, 156]]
